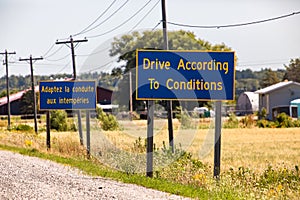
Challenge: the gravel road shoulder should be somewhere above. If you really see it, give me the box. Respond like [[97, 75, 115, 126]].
[[0, 150, 191, 200]]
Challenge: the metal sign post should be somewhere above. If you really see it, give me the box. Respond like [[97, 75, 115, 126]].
[[46, 111, 51, 150], [146, 100, 154, 177], [214, 101, 222, 179], [86, 110, 91, 159]]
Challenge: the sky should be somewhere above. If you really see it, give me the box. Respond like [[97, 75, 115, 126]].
[[0, 0, 299, 77]]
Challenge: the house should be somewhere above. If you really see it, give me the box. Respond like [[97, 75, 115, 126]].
[[255, 81, 300, 120], [0, 86, 39, 115], [236, 92, 259, 115], [96, 86, 113, 105]]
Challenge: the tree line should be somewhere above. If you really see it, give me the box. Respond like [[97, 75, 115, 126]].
[[0, 66, 296, 99]]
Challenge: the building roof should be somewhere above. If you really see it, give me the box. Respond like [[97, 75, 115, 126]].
[[0, 86, 39, 106], [291, 99, 300, 104], [243, 92, 259, 103], [255, 81, 300, 94]]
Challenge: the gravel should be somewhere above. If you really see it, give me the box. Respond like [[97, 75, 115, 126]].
[[0, 150, 191, 200]]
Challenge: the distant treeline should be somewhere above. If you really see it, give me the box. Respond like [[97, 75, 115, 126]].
[[0, 68, 287, 99]]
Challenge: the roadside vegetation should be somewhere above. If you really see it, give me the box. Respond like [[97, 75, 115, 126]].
[[0, 111, 299, 199]]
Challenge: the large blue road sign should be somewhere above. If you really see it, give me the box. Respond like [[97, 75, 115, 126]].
[[136, 50, 235, 101], [39, 80, 96, 110]]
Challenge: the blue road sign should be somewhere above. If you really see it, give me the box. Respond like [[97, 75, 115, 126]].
[[136, 50, 235, 100], [39, 80, 96, 110]]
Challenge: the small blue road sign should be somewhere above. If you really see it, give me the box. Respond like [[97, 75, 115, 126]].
[[39, 80, 96, 110]]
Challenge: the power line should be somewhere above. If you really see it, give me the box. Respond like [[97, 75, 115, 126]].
[[44, 45, 64, 59], [128, 0, 160, 32], [152, 20, 162, 31], [87, 0, 152, 39], [238, 58, 290, 65], [237, 62, 288, 67], [77, 0, 130, 36], [81, 60, 115, 73], [73, 0, 118, 37], [167, 11, 300, 29], [44, 53, 70, 62], [77, 46, 110, 57], [56, 61, 72, 74], [42, 43, 56, 57]]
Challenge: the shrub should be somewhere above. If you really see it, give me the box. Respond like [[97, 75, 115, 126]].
[[257, 113, 296, 128], [50, 110, 68, 131], [96, 107, 119, 131], [257, 119, 270, 128], [175, 106, 194, 129], [293, 119, 300, 127], [12, 124, 33, 132], [258, 107, 267, 119], [223, 113, 239, 128], [275, 113, 294, 128], [240, 114, 255, 128]]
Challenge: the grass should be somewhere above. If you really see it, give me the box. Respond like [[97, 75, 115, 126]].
[[0, 116, 299, 199]]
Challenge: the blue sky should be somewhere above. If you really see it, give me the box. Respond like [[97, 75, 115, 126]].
[[0, 0, 299, 76]]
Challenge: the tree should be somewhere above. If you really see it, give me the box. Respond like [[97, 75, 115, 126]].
[[109, 30, 234, 110], [260, 68, 280, 88], [284, 58, 300, 82], [109, 30, 233, 73]]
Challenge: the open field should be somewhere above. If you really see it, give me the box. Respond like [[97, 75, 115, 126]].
[[1, 117, 299, 172], [0, 117, 299, 199]]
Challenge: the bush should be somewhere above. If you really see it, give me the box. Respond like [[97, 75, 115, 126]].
[[96, 107, 119, 131], [50, 110, 68, 131], [223, 113, 239, 128], [12, 124, 33, 132], [257, 119, 270, 128], [240, 114, 255, 128], [175, 106, 194, 129], [275, 113, 294, 128], [257, 113, 296, 128], [293, 119, 300, 127], [258, 107, 267, 119]]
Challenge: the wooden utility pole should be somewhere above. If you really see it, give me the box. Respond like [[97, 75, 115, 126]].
[[129, 71, 133, 120], [19, 55, 43, 134], [56, 36, 88, 145], [0, 50, 16, 130], [161, 0, 174, 153]]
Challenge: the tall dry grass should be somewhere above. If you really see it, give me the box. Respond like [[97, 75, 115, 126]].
[[0, 130, 86, 158]]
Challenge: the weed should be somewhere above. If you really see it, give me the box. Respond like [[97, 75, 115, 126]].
[[240, 114, 255, 128], [223, 113, 239, 128], [50, 110, 68, 131], [97, 107, 119, 131], [175, 106, 195, 129], [11, 124, 33, 132]]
